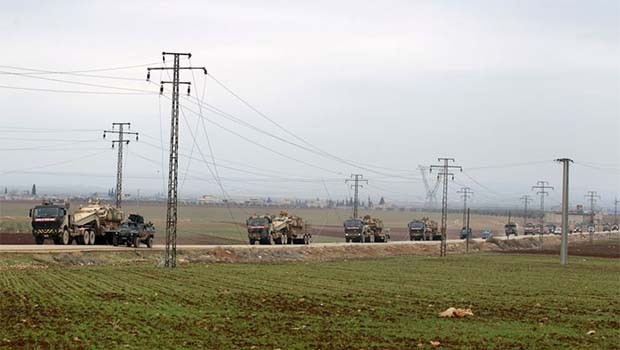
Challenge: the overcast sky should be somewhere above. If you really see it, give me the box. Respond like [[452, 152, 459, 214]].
[[0, 0, 618, 209]]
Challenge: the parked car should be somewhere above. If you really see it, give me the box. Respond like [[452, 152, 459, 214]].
[[481, 229, 493, 240]]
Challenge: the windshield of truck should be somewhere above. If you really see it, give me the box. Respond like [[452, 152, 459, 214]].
[[344, 219, 363, 227], [409, 221, 424, 229], [248, 217, 269, 226], [33, 207, 60, 218]]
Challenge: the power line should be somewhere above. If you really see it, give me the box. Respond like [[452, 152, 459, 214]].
[[103, 123, 139, 208], [532, 180, 554, 249], [147, 51, 207, 268], [345, 174, 367, 219], [457, 187, 473, 228], [430, 158, 462, 257], [0, 84, 154, 95]]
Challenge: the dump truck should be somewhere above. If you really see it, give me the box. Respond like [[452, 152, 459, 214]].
[[343, 218, 373, 243], [407, 217, 440, 241], [246, 214, 273, 245], [362, 215, 390, 242], [29, 200, 123, 245], [112, 214, 156, 248]]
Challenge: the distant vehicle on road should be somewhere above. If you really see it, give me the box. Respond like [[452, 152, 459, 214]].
[[113, 214, 155, 248], [481, 229, 493, 240], [602, 223, 611, 232], [554, 226, 562, 235], [504, 223, 518, 237], [612, 224, 619, 231], [459, 227, 472, 240], [544, 224, 556, 234], [524, 223, 536, 235], [587, 225, 596, 233]]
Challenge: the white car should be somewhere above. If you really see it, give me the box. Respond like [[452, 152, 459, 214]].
[[554, 226, 562, 234]]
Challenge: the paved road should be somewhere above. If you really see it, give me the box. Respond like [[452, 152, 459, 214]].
[[1, 232, 598, 253]]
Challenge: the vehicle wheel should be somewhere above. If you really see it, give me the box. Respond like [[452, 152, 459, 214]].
[[274, 237, 282, 245], [249, 238, 255, 245], [134, 236, 140, 248], [303, 234, 310, 245], [346, 238, 350, 243], [35, 236, 44, 245], [62, 229, 71, 245], [88, 231, 96, 245], [287, 237, 293, 244], [146, 237, 153, 248], [112, 235, 118, 246]]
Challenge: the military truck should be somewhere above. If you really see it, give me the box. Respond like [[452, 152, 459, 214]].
[[362, 215, 390, 243], [246, 214, 273, 245], [112, 214, 155, 248], [273, 211, 311, 244], [343, 218, 373, 243], [504, 222, 519, 237], [407, 217, 440, 241], [459, 227, 472, 240], [29, 200, 123, 245], [523, 223, 536, 235]]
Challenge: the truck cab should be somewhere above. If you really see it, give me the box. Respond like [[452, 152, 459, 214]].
[[29, 202, 70, 245], [246, 215, 273, 245], [344, 218, 369, 243]]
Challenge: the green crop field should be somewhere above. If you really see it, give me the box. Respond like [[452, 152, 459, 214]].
[[1, 254, 618, 349]]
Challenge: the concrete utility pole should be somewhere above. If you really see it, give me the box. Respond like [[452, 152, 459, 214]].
[[430, 158, 462, 257], [520, 195, 533, 228], [147, 52, 207, 268], [532, 180, 554, 250], [345, 174, 367, 219], [457, 187, 473, 228], [103, 123, 138, 209], [556, 158, 572, 266]]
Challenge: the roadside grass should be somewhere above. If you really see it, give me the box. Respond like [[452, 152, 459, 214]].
[[1, 254, 618, 349]]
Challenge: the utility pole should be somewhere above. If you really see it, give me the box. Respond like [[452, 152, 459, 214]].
[[520, 195, 533, 228], [584, 191, 600, 225], [584, 191, 600, 244], [345, 174, 367, 219], [430, 158, 462, 257], [147, 52, 207, 268], [532, 180, 553, 250], [457, 187, 473, 228], [555, 158, 572, 266], [103, 123, 138, 209]]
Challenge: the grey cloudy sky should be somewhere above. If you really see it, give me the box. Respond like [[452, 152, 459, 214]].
[[0, 0, 618, 209]]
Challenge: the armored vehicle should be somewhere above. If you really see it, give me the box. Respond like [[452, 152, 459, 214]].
[[273, 211, 311, 244], [524, 223, 536, 235], [504, 222, 519, 237], [459, 227, 473, 240], [112, 214, 155, 248], [362, 215, 390, 242], [408, 217, 440, 241]]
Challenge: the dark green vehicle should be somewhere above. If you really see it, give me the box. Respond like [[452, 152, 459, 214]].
[[112, 214, 155, 248]]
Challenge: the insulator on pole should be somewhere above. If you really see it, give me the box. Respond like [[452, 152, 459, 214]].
[[146, 71, 150, 81], [160, 85, 164, 95], [187, 85, 191, 96]]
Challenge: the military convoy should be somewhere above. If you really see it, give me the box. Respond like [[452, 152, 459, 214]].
[[29, 200, 155, 247], [246, 211, 311, 245], [407, 217, 440, 241]]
